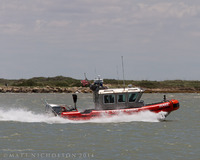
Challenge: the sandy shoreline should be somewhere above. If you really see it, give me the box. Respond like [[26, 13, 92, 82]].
[[0, 86, 199, 93]]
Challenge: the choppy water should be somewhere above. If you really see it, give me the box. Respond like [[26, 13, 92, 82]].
[[0, 93, 199, 160]]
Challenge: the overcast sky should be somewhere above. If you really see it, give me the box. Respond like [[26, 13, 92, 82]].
[[0, 0, 200, 80]]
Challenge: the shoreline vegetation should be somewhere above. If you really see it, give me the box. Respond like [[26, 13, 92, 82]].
[[0, 76, 200, 93]]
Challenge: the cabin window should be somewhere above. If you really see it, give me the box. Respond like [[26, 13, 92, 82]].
[[117, 94, 126, 103], [128, 93, 138, 102], [104, 94, 115, 104]]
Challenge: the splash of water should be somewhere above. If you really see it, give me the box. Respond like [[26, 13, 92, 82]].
[[0, 108, 167, 124]]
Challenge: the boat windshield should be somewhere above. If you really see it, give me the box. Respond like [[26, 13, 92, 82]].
[[128, 93, 138, 102]]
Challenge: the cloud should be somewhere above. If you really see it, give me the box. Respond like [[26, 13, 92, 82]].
[[136, 2, 198, 18], [190, 31, 200, 37], [47, 20, 71, 28], [1, 1, 200, 34], [0, 23, 23, 34], [0, 0, 200, 80]]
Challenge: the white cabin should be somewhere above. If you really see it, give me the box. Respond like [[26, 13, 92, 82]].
[[94, 87, 145, 110]]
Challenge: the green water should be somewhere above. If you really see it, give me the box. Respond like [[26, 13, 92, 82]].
[[0, 93, 199, 160]]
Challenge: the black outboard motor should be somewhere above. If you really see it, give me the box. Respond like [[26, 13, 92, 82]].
[[72, 94, 77, 110], [163, 95, 167, 102]]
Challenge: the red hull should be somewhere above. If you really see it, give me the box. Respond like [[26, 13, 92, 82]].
[[60, 99, 179, 121]]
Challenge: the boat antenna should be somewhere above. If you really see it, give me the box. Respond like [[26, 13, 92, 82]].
[[84, 72, 87, 79], [121, 56, 125, 88], [116, 65, 120, 87]]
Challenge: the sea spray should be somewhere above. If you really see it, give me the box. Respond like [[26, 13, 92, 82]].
[[0, 107, 166, 123]]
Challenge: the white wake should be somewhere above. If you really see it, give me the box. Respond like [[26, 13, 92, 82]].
[[0, 108, 167, 124]]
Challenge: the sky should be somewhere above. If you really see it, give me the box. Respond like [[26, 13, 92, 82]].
[[0, 0, 200, 80]]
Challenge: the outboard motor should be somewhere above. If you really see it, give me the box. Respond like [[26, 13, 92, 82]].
[[72, 94, 77, 110], [163, 95, 167, 102]]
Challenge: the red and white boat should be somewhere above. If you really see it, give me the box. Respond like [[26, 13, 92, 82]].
[[45, 77, 180, 121]]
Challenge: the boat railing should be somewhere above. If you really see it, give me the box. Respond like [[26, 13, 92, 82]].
[[145, 100, 169, 106]]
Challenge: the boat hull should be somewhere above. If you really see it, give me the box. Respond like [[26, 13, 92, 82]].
[[60, 99, 179, 121]]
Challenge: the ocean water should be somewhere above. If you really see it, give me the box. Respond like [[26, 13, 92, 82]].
[[0, 93, 199, 160]]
